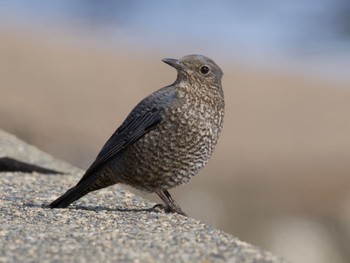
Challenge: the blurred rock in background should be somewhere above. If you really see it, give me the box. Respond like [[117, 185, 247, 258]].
[[1, 1, 350, 262]]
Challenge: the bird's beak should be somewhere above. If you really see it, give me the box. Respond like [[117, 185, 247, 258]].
[[162, 58, 184, 71]]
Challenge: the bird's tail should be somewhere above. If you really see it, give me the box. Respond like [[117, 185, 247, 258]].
[[46, 169, 115, 208], [46, 185, 88, 208], [44, 163, 119, 208]]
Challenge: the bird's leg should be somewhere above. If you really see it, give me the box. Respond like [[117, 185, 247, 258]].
[[153, 190, 187, 216]]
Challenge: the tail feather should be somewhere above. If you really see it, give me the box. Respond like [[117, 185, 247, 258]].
[[46, 170, 117, 208], [47, 172, 100, 208], [47, 186, 86, 208]]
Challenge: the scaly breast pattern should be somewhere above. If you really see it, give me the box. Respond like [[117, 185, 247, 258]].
[[116, 86, 224, 192]]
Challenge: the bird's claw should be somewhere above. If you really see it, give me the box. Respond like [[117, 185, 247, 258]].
[[150, 203, 187, 216]]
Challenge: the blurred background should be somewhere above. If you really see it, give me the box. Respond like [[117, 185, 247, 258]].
[[1, 1, 350, 262]]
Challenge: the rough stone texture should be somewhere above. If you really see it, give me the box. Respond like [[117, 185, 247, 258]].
[[0, 129, 287, 263]]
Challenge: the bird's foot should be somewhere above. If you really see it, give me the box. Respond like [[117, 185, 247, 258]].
[[150, 203, 187, 216]]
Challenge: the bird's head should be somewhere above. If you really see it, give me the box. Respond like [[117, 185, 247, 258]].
[[162, 54, 223, 87]]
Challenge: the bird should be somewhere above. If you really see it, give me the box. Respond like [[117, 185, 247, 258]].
[[45, 54, 224, 216]]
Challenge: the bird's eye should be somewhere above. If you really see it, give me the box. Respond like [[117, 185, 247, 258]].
[[200, 66, 210, 75]]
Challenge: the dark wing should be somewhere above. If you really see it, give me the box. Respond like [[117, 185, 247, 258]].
[[82, 108, 161, 177], [78, 87, 177, 183], [46, 87, 177, 208]]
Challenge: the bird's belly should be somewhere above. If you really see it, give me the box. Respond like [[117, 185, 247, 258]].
[[112, 118, 220, 192]]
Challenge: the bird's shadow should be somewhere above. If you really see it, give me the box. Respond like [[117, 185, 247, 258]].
[[25, 202, 162, 214]]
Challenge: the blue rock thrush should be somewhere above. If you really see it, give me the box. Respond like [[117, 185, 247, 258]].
[[45, 54, 224, 216]]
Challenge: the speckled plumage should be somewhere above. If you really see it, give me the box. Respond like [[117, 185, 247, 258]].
[[46, 54, 224, 215]]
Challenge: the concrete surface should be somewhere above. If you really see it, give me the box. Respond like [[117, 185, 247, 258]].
[[0, 130, 286, 262]]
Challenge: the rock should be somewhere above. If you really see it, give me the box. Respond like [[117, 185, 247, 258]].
[[0, 129, 286, 263]]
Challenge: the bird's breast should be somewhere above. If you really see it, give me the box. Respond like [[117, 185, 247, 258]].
[[115, 92, 224, 191]]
